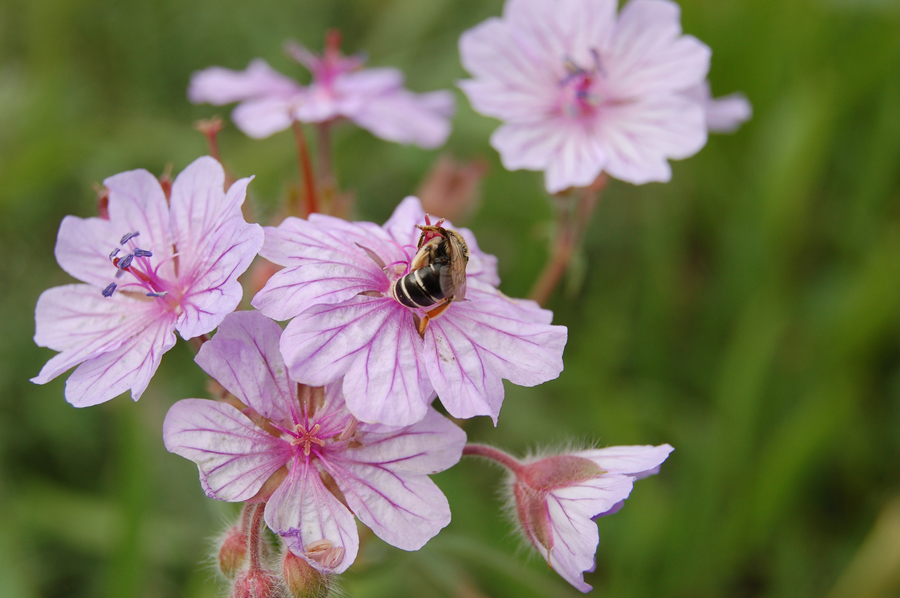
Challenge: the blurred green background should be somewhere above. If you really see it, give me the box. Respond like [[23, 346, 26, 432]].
[[2, 0, 900, 596]]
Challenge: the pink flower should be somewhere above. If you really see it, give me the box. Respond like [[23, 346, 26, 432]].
[[163, 311, 466, 574], [458, 0, 712, 192], [31, 157, 264, 407], [509, 444, 673, 592], [252, 197, 567, 427], [189, 31, 454, 148]]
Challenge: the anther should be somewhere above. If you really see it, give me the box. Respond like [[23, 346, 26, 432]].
[[337, 417, 358, 442], [108, 248, 120, 260], [146, 291, 168, 298], [133, 249, 153, 258], [322, 546, 345, 569], [119, 231, 140, 244], [117, 253, 134, 270], [102, 283, 117, 297]]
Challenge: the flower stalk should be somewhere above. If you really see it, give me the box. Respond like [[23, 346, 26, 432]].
[[292, 120, 319, 216]]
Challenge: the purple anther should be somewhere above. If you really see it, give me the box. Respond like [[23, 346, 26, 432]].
[[108, 248, 121, 260], [133, 249, 153, 258], [146, 291, 168, 298], [117, 253, 134, 270], [119, 231, 141, 245], [102, 283, 117, 297]]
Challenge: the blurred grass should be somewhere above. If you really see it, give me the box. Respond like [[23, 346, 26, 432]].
[[2, 0, 900, 596]]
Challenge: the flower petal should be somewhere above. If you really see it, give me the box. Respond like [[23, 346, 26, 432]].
[[280, 296, 433, 426], [188, 59, 303, 105], [491, 119, 569, 172], [329, 462, 451, 551], [576, 444, 673, 478], [598, 94, 707, 184], [54, 215, 117, 287], [232, 96, 300, 139], [424, 283, 567, 422], [169, 158, 263, 339], [253, 216, 396, 320], [542, 474, 637, 592], [63, 309, 177, 406], [605, 0, 710, 97], [267, 462, 359, 574], [163, 399, 288, 502], [544, 122, 607, 193], [195, 311, 297, 423], [458, 18, 558, 121], [104, 168, 175, 270], [705, 92, 752, 133], [32, 284, 171, 402], [352, 89, 454, 149]]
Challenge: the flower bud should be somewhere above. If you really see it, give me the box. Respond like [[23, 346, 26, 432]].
[[218, 525, 248, 579], [282, 550, 331, 598], [230, 568, 280, 598], [417, 155, 487, 223]]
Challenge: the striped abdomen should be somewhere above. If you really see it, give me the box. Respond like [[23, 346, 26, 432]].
[[392, 264, 448, 308]]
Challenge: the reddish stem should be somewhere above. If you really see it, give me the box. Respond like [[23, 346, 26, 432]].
[[245, 502, 267, 572], [292, 120, 319, 216], [529, 177, 606, 306], [463, 443, 523, 475]]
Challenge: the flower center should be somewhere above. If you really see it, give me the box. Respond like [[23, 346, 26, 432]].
[[290, 422, 327, 457], [559, 50, 605, 119], [101, 231, 173, 302]]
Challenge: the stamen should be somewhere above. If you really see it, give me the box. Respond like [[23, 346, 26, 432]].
[[108, 248, 120, 260], [322, 546, 345, 569], [117, 253, 134, 270], [337, 417, 358, 441], [146, 291, 168, 298], [305, 539, 332, 556], [102, 283, 117, 297], [133, 249, 153, 258], [119, 231, 140, 245]]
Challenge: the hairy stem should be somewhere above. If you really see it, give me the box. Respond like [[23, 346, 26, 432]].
[[246, 502, 267, 572], [463, 443, 523, 475]]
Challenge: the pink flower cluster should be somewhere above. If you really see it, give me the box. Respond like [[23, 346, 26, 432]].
[[29, 0, 751, 588]]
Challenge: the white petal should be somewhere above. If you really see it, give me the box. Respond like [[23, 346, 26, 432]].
[[267, 462, 360, 574], [543, 474, 637, 592], [194, 311, 297, 423], [188, 59, 303, 105], [424, 283, 567, 422], [598, 94, 707, 184], [104, 168, 175, 273], [163, 399, 288, 502], [232, 96, 300, 138], [575, 444, 673, 478], [351, 89, 454, 149], [63, 310, 177, 406], [279, 297, 433, 426], [54, 216, 117, 288], [606, 0, 710, 97]]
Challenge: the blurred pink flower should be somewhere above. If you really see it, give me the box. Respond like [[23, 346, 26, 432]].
[[163, 311, 466, 574], [459, 0, 712, 192], [509, 444, 673, 592], [252, 196, 567, 427], [32, 157, 263, 407], [189, 31, 454, 147]]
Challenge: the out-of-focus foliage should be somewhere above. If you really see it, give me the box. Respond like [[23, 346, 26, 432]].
[[2, 0, 900, 596]]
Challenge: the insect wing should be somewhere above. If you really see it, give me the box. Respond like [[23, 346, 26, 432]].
[[443, 230, 469, 300]]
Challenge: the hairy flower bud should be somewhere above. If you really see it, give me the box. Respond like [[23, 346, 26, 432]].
[[218, 525, 248, 579], [282, 550, 331, 598], [230, 569, 281, 598]]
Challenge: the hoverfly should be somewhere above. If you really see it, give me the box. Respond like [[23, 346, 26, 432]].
[[392, 217, 469, 335]]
